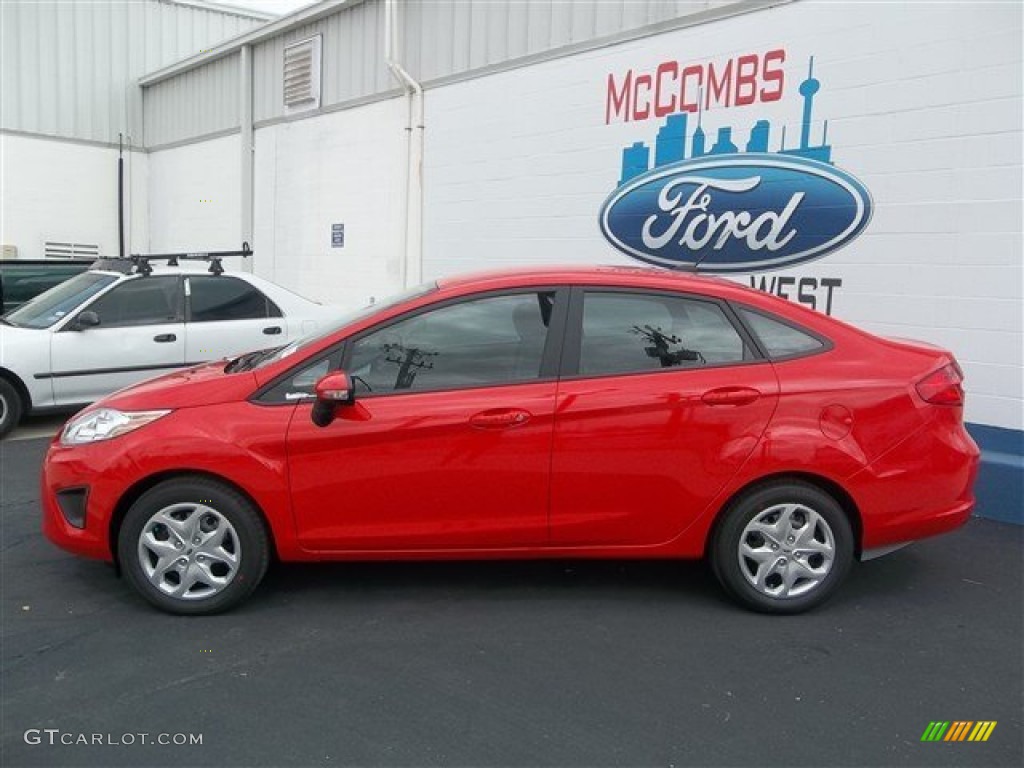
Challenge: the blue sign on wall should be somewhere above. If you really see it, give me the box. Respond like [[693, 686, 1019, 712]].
[[599, 57, 873, 273]]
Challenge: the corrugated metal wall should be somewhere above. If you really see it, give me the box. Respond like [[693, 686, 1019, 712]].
[[144, 54, 242, 148], [253, 0, 392, 125], [144, 0, 749, 143], [400, 0, 742, 82], [0, 0, 267, 146]]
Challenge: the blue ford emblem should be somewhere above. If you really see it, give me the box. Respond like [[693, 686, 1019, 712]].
[[599, 154, 873, 273]]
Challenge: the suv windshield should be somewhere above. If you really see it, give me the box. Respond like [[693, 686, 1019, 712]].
[[3, 272, 118, 329]]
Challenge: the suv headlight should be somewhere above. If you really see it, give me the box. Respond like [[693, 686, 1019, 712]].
[[61, 408, 171, 445]]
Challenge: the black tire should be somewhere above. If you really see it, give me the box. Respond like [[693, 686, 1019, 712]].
[[117, 477, 270, 615], [711, 481, 854, 614], [0, 377, 25, 439]]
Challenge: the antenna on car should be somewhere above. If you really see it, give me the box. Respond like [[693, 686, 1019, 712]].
[[122, 242, 253, 276]]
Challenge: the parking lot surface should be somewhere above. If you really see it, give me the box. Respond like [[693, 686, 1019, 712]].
[[2, 436, 1021, 767], [4, 413, 71, 443]]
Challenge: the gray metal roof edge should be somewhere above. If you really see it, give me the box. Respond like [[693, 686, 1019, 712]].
[[140, 0, 796, 91], [417, 0, 798, 94], [157, 0, 279, 22], [139, 0, 365, 86], [0, 128, 146, 153], [138, 0, 797, 150]]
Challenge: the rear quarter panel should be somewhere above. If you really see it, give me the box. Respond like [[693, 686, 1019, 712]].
[[668, 304, 959, 557]]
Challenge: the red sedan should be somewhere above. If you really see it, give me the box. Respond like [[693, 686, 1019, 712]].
[[41, 267, 979, 614]]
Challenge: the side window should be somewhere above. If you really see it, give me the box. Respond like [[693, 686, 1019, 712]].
[[84, 276, 182, 328], [188, 276, 281, 322], [579, 292, 748, 376], [348, 292, 555, 394], [258, 355, 335, 403], [739, 308, 825, 358]]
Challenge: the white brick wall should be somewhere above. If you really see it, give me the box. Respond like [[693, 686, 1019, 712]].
[[149, 135, 241, 255], [134, 1, 1021, 432], [423, 0, 1023, 430], [0, 133, 148, 259], [143, 99, 409, 310], [252, 99, 408, 309]]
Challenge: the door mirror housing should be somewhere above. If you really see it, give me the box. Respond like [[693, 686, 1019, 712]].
[[311, 371, 355, 427], [74, 310, 100, 330]]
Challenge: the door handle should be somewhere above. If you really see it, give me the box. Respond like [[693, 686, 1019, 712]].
[[469, 408, 531, 429], [153, 333, 177, 343], [263, 326, 282, 335], [701, 387, 761, 406]]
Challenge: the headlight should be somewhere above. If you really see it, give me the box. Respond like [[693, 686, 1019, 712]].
[[61, 408, 171, 445]]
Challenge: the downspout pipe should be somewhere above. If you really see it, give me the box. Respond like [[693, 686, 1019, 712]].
[[384, 0, 424, 288], [240, 44, 255, 273]]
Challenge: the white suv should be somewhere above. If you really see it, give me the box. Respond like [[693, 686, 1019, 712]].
[[0, 257, 340, 436]]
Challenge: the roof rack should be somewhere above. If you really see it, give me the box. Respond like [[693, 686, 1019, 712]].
[[91, 243, 252, 276]]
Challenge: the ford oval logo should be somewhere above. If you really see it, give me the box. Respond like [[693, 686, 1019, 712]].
[[599, 154, 873, 273]]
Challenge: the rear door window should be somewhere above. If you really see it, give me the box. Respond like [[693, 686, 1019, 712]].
[[188, 276, 281, 322], [578, 291, 751, 376]]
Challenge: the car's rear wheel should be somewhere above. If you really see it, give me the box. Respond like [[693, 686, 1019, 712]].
[[118, 477, 269, 615], [712, 482, 853, 614], [0, 378, 24, 439]]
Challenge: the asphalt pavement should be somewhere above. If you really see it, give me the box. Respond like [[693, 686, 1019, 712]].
[[1, 436, 1021, 767]]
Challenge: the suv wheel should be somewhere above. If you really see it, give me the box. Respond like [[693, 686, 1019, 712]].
[[118, 477, 270, 615]]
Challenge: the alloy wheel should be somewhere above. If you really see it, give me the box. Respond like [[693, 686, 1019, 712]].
[[737, 502, 836, 599], [137, 502, 241, 600]]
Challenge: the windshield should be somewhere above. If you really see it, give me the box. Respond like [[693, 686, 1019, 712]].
[[243, 281, 439, 372], [3, 272, 118, 329]]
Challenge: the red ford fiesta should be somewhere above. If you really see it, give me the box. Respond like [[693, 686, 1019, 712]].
[[42, 267, 979, 614]]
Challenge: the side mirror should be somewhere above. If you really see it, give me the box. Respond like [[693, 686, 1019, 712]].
[[311, 371, 355, 427], [73, 310, 100, 331]]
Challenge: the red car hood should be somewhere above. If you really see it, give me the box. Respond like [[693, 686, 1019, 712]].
[[99, 361, 258, 411]]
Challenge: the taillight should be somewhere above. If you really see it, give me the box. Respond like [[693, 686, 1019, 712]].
[[916, 364, 964, 406]]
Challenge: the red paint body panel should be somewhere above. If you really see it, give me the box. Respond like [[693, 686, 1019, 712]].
[[42, 403, 303, 562], [286, 382, 555, 550], [41, 266, 980, 569], [550, 363, 779, 545]]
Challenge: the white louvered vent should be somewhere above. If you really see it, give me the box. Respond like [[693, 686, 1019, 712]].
[[44, 241, 100, 259], [283, 35, 322, 112]]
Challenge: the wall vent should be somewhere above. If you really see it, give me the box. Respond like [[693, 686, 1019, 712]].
[[283, 35, 322, 113], [43, 241, 101, 259]]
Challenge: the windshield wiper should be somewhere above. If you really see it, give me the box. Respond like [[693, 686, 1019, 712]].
[[225, 346, 284, 373], [225, 350, 264, 373]]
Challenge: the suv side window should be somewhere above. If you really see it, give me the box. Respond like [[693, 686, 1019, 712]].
[[347, 292, 556, 394], [579, 292, 749, 376], [83, 276, 183, 328], [738, 307, 825, 358], [188, 276, 281, 322]]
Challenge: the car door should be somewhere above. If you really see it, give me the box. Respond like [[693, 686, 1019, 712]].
[[549, 288, 780, 546], [184, 275, 285, 362], [284, 289, 567, 551], [50, 276, 185, 404]]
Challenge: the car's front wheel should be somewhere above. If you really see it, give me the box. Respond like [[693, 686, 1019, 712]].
[[0, 377, 25, 439], [118, 477, 270, 615], [711, 481, 854, 614]]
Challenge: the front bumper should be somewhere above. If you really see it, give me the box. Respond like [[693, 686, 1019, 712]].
[[41, 438, 128, 562]]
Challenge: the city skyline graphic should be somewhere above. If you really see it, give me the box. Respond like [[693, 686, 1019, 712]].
[[618, 56, 832, 187]]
